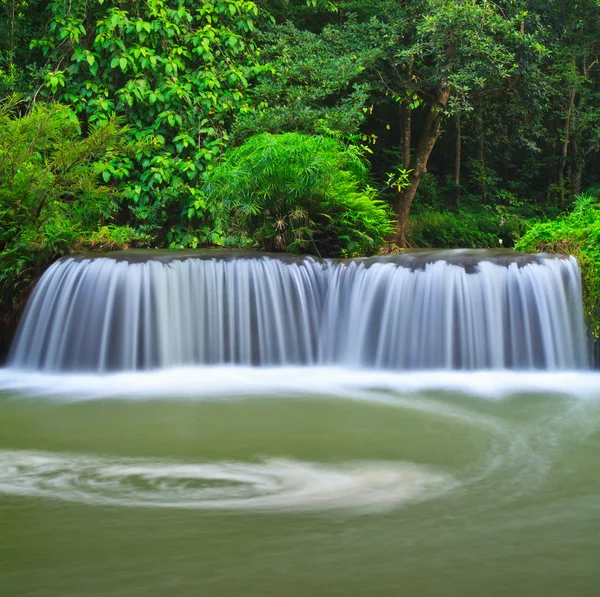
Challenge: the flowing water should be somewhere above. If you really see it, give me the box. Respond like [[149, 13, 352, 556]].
[[1, 371, 599, 597], [8, 251, 588, 371], [1, 251, 599, 596]]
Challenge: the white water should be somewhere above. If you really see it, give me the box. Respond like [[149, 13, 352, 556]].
[[9, 256, 326, 370], [320, 258, 588, 369], [1, 367, 599, 401], [0, 450, 453, 512], [7, 252, 589, 372]]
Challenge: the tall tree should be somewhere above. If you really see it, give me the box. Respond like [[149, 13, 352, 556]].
[[541, 0, 600, 205], [233, 18, 378, 141], [371, 0, 546, 244]]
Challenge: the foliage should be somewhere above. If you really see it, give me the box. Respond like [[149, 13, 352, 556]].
[[0, 0, 47, 96], [537, 0, 600, 204], [409, 208, 529, 249], [233, 19, 377, 141], [0, 0, 598, 299], [202, 132, 394, 256], [32, 0, 265, 244], [0, 100, 151, 320], [515, 192, 600, 337], [0, 0, 597, 254]]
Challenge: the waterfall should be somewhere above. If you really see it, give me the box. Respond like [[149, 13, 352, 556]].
[[8, 251, 589, 372], [319, 258, 587, 369]]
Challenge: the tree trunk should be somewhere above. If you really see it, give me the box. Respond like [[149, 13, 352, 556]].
[[394, 86, 450, 246], [401, 100, 412, 168], [400, 58, 414, 169], [476, 106, 486, 202], [455, 115, 461, 207], [571, 138, 584, 195], [559, 88, 577, 210]]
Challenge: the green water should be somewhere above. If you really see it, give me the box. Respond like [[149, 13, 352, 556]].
[[1, 387, 599, 597]]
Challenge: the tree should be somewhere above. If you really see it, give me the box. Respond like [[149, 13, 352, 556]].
[[32, 0, 266, 246], [233, 18, 377, 141], [0, 0, 47, 95], [371, 0, 546, 244], [1, 0, 599, 257], [0, 99, 147, 319], [540, 0, 600, 206]]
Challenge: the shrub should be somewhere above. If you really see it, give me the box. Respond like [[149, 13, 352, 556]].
[[33, 0, 265, 246], [201, 132, 394, 256], [515, 192, 600, 337], [409, 208, 528, 249], [0, 100, 152, 323]]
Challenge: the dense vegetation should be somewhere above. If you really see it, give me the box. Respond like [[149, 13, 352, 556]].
[[0, 99, 151, 328], [0, 0, 599, 330], [203, 132, 393, 255], [516, 192, 600, 338]]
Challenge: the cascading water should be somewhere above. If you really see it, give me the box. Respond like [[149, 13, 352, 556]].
[[9, 254, 326, 371], [7, 250, 589, 372], [320, 257, 588, 369]]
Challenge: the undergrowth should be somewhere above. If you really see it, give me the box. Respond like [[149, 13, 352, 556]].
[[202, 132, 395, 257], [515, 192, 600, 337], [409, 208, 529, 248]]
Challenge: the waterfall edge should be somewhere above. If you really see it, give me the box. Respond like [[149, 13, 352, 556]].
[[7, 249, 589, 373]]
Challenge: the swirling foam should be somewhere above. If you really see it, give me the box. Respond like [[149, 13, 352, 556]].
[[0, 450, 454, 512]]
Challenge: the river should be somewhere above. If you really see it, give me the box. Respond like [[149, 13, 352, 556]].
[[1, 368, 599, 596]]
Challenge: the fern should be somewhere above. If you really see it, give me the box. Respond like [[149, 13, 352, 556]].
[[202, 132, 394, 256]]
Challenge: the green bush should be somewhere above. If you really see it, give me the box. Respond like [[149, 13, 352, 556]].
[[201, 132, 395, 256], [0, 100, 152, 323], [515, 192, 600, 337], [409, 208, 528, 249]]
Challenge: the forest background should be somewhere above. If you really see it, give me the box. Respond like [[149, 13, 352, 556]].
[[0, 0, 599, 338]]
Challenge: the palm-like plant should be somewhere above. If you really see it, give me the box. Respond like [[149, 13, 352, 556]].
[[202, 132, 394, 256]]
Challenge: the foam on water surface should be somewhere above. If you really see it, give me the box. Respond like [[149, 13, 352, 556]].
[[0, 450, 454, 512], [0, 367, 598, 401]]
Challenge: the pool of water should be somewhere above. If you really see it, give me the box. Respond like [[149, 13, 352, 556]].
[[1, 368, 599, 596]]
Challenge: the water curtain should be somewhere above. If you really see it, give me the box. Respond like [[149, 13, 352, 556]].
[[9, 252, 588, 371]]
